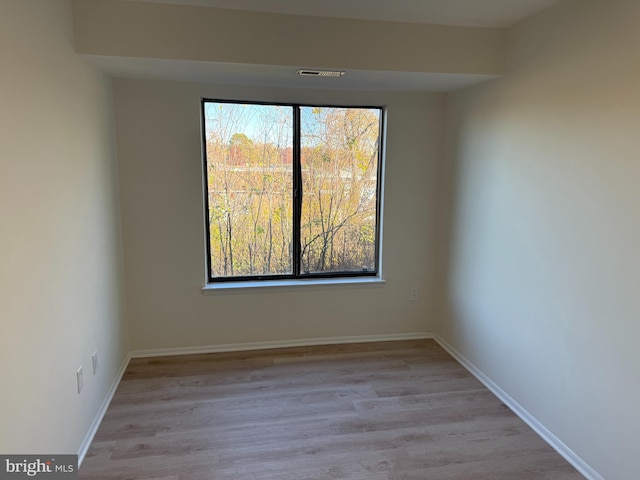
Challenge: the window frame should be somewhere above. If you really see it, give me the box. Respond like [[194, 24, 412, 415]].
[[201, 98, 385, 284]]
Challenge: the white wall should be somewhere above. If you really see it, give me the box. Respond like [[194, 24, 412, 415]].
[[114, 79, 441, 350], [73, 0, 505, 76], [0, 0, 127, 455], [438, 1, 640, 478]]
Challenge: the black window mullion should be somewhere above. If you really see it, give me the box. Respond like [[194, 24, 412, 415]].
[[292, 106, 302, 277]]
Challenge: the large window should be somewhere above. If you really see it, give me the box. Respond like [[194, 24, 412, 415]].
[[201, 100, 383, 282]]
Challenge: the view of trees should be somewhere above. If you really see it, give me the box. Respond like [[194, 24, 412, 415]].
[[203, 101, 381, 279]]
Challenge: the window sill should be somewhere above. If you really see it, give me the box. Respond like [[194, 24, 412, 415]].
[[202, 276, 386, 295]]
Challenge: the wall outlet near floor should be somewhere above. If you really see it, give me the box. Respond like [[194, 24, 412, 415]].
[[76, 366, 84, 394], [410, 286, 419, 302], [92, 350, 98, 375]]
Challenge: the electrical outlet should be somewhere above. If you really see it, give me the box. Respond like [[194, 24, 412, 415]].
[[410, 286, 419, 302], [91, 351, 98, 375], [76, 366, 84, 394]]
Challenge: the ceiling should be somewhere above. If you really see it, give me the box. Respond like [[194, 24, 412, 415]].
[[132, 0, 563, 28]]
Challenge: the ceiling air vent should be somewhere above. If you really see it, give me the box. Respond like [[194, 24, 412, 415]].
[[297, 69, 345, 78]]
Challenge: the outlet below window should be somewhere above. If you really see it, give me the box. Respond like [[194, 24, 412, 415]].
[[410, 286, 419, 302]]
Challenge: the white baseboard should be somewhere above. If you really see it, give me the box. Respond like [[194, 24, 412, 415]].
[[77, 352, 131, 467], [433, 334, 604, 480], [130, 332, 433, 358]]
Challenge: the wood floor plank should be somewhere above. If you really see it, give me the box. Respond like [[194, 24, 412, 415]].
[[79, 340, 583, 479]]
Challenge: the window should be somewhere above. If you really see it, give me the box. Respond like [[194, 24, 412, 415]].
[[201, 99, 383, 283]]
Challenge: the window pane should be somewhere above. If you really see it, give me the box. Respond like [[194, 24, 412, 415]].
[[204, 103, 293, 277], [300, 107, 381, 274]]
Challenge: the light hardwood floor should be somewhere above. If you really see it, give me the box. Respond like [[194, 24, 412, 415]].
[[79, 340, 583, 479]]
